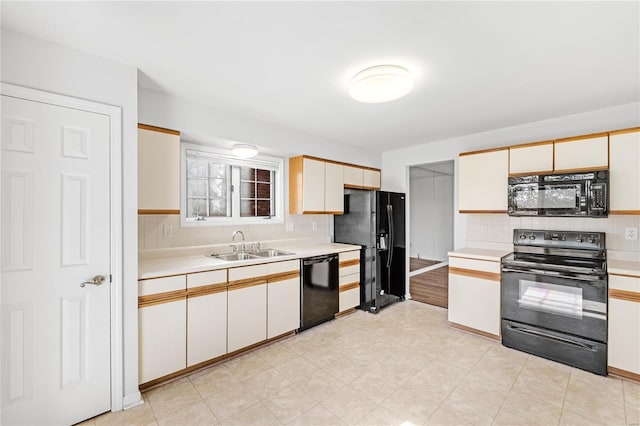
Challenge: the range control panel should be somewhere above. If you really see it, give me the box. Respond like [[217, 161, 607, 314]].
[[514, 229, 605, 251]]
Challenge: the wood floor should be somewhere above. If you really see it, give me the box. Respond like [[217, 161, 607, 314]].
[[409, 257, 439, 272], [409, 257, 448, 308]]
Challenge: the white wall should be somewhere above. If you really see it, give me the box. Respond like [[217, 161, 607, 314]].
[[382, 102, 640, 252], [138, 88, 381, 167], [409, 171, 453, 261], [1, 29, 141, 408]]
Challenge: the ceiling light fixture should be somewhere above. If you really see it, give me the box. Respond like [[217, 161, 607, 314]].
[[231, 144, 258, 158], [349, 65, 414, 103]]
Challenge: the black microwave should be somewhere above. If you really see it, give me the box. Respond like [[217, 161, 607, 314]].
[[508, 170, 608, 217]]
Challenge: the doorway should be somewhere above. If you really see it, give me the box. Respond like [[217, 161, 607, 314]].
[[408, 160, 454, 308]]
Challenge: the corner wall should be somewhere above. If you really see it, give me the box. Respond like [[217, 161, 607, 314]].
[[1, 29, 141, 408]]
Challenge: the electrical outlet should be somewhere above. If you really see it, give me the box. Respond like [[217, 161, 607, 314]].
[[625, 227, 638, 241], [163, 225, 173, 239], [286, 222, 294, 232], [312, 221, 318, 231]]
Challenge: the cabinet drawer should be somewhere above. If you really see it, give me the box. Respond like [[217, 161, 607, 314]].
[[609, 274, 640, 292], [339, 264, 360, 277], [339, 250, 360, 262], [268, 259, 299, 276], [448, 256, 500, 275], [138, 275, 186, 296], [228, 263, 270, 282], [340, 272, 359, 287], [339, 287, 360, 312], [187, 269, 227, 289]]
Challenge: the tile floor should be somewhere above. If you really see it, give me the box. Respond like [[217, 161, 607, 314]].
[[85, 301, 639, 425]]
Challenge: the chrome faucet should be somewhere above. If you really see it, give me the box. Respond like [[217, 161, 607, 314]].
[[232, 230, 245, 253]]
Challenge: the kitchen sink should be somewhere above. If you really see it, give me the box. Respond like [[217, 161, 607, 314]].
[[251, 249, 295, 257], [207, 252, 259, 261]]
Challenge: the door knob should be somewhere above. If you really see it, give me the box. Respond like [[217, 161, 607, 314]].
[[80, 275, 106, 288]]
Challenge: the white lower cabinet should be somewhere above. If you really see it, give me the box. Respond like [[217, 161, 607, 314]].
[[448, 256, 501, 337], [139, 299, 187, 384], [268, 276, 300, 338], [339, 288, 360, 312], [608, 273, 640, 377], [227, 282, 267, 352], [187, 291, 227, 366]]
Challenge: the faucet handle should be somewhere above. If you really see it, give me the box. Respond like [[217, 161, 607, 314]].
[[256, 241, 261, 251], [230, 244, 237, 253]]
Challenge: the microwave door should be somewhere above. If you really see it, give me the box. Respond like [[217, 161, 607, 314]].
[[510, 184, 541, 215], [541, 184, 583, 215]]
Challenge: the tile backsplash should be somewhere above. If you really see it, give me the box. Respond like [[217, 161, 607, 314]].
[[465, 214, 640, 261], [139, 214, 332, 250]]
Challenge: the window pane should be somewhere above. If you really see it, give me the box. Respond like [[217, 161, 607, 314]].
[[188, 179, 207, 197], [240, 200, 255, 217], [241, 182, 256, 198], [209, 163, 226, 179], [187, 199, 206, 218], [257, 183, 271, 199], [196, 162, 207, 178], [240, 167, 255, 181], [257, 200, 272, 217], [256, 169, 271, 183], [209, 199, 228, 217], [209, 178, 227, 198], [187, 158, 198, 178]]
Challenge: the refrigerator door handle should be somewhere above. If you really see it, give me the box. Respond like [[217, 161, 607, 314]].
[[386, 204, 394, 269]]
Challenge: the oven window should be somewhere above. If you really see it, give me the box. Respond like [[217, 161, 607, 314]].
[[541, 185, 579, 209], [518, 279, 583, 319]]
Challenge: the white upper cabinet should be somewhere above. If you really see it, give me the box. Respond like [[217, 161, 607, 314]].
[[343, 165, 364, 188], [609, 128, 640, 214], [509, 141, 554, 175], [301, 157, 326, 212], [458, 148, 509, 212], [324, 162, 344, 213], [138, 124, 181, 214], [554, 134, 608, 172], [363, 169, 381, 189]]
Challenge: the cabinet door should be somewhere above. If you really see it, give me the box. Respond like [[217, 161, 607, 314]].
[[339, 287, 360, 312], [363, 169, 381, 189], [138, 125, 180, 213], [324, 162, 344, 213], [138, 299, 186, 384], [608, 274, 640, 376], [458, 149, 508, 213], [448, 267, 500, 337], [227, 283, 267, 352], [302, 158, 325, 212], [554, 135, 608, 172], [609, 129, 640, 213], [187, 289, 227, 367], [344, 165, 364, 188], [267, 276, 300, 338], [509, 142, 553, 175]]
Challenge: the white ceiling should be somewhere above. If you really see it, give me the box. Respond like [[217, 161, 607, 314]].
[[2, 1, 638, 152]]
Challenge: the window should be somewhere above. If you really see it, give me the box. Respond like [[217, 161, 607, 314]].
[[181, 143, 283, 226]]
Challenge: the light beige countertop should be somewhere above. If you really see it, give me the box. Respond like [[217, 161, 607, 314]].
[[138, 240, 361, 279], [447, 247, 512, 262], [608, 259, 640, 277]]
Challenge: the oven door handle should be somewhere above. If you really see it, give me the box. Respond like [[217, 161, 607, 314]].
[[501, 267, 606, 284], [507, 324, 596, 351]]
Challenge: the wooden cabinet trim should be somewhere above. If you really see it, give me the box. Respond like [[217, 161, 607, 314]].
[[187, 282, 228, 298], [610, 210, 640, 215], [609, 272, 640, 279], [344, 184, 363, 189], [554, 132, 609, 143], [362, 185, 381, 190], [339, 259, 360, 268], [509, 140, 554, 150], [551, 165, 609, 174], [138, 123, 180, 136], [449, 256, 500, 263], [459, 147, 508, 157], [138, 289, 187, 307], [609, 289, 640, 303], [228, 278, 267, 291], [339, 282, 360, 292], [509, 170, 554, 177], [138, 209, 181, 215], [268, 272, 300, 283], [298, 154, 381, 172], [609, 127, 640, 136], [450, 322, 500, 340], [449, 267, 501, 282]]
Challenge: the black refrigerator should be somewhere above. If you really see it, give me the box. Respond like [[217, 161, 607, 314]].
[[334, 189, 406, 313]]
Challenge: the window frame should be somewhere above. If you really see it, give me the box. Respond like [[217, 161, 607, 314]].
[[180, 142, 284, 227]]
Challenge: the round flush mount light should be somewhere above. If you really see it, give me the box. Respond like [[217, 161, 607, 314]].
[[348, 65, 414, 103], [231, 144, 258, 158]]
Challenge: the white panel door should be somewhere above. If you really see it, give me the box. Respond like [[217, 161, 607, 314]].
[[324, 162, 344, 213], [301, 158, 325, 212], [227, 283, 267, 352], [458, 149, 508, 212], [267, 276, 300, 338], [1, 95, 111, 425]]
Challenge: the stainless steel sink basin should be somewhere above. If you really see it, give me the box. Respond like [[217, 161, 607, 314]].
[[251, 249, 295, 258], [207, 252, 259, 261]]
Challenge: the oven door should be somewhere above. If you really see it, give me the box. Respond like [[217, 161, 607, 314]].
[[501, 267, 607, 342]]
